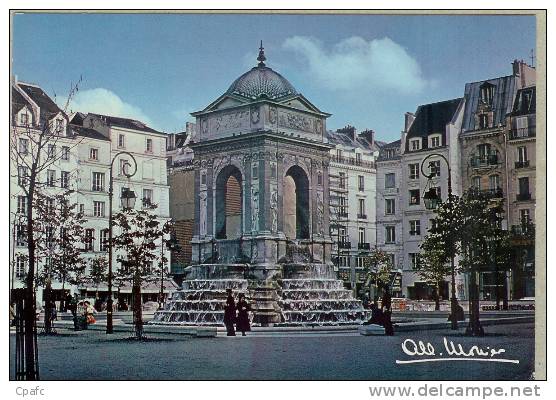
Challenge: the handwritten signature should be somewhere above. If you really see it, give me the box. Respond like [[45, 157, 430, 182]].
[[395, 337, 519, 364]]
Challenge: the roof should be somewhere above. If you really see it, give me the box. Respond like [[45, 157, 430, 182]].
[[12, 87, 28, 115], [69, 124, 110, 141], [406, 98, 462, 152], [88, 113, 162, 134], [326, 129, 379, 152], [226, 65, 298, 101], [511, 86, 535, 116], [461, 75, 517, 131], [377, 139, 402, 162], [17, 82, 62, 118]]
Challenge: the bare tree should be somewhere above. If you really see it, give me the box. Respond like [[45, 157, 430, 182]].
[[10, 77, 82, 379]]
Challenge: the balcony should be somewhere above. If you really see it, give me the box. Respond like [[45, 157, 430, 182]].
[[511, 223, 535, 236], [358, 242, 371, 250], [338, 212, 349, 219], [470, 154, 499, 168], [509, 126, 536, 140], [515, 160, 530, 169], [468, 187, 503, 199], [338, 241, 351, 249], [357, 213, 367, 220], [516, 192, 532, 201], [330, 155, 376, 169]]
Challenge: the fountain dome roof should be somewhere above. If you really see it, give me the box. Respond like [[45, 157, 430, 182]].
[[226, 42, 298, 101]]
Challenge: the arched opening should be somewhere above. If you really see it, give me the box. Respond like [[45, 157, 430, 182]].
[[283, 165, 310, 239], [215, 165, 243, 239]]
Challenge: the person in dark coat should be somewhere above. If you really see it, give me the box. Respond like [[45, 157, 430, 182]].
[[381, 288, 392, 312], [235, 293, 251, 336], [223, 289, 237, 336], [383, 310, 394, 336], [363, 303, 384, 326]]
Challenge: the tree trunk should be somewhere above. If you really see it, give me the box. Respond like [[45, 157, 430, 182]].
[[133, 275, 143, 339], [43, 280, 52, 334], [435, 281, 440, 311], [24, 180, 38, 380]]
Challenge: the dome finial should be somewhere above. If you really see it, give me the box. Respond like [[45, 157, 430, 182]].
[[257, 40, 266, 67]]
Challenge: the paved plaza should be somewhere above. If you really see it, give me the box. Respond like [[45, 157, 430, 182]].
[[9, 323, 534, 380]]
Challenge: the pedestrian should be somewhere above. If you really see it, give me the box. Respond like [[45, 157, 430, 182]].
[[235, 293, 251, 336], [94, 297, 103, 312], [383, 310, 394, 336], [83, 300, 96, 327], [381, 288, 392, 312], [68, 294, 79, 330], [49, 300, 58, 322], [223, 289, 237, 336]]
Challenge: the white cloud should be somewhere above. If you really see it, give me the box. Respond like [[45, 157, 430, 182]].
[[283, 36, 429, 94], [62, 88, 155, 127]]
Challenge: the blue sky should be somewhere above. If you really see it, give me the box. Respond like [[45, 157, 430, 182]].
[[12, 13, 536, 142]]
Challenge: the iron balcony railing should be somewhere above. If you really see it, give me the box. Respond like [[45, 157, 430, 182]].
[[469, 187, 504, 199], [358, 242, 371, 250], [470, 153, 499, 168], [330, 155, 376, 169], [516, 192, 532, 201], [338, 241, 352, 249], [357, 213, 367, 220], [515, 160, 530, 169], [511, 223, 535, 238], [509, 126, 536, 140]]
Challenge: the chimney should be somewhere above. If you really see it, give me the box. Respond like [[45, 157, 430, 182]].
[[336, 125, 356, 140], [359, 129, 374, 147], [404, 112, 415, 132], [512, 59, 536, 88]]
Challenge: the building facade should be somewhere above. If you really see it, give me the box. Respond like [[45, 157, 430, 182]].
[[10, 79, 172, 305], [327, 126, 380, 294]]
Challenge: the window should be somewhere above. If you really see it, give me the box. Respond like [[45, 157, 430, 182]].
[[479, 114, 489, 129], [79, 204, 85, 215], [480, 84, 494, 105], [519, 209, 530, 225], [120, 159, 129, 176], [385, 173, 396, 189], [472, 176, 481, 190], [146, 138, 153, 153], [410, 220, 421, 236], [358, 228, 366, 244], [89, 148, 99, 160], [430, 135, 441, 148], [410, 253, 421, 269], [20, 112, 29, 126], [358, 175, 365, 191], [430, 160, 441, 177], [55, 118, 63, 133], [17, 196, 27, 214], [518, 177, 530, 196], [93, 201, 105, 217], [356, 153, 362, 165], [46, 197, 55, 214], [385, 199, 395, 215], [358, 199, 366, 218], [356, 257, 365, 269], [339, 172, 346, 189], [92, 172, 105, 192], [61, 146, 70, 161], [61, 171, 69, 188], [18, 138, 29, 155], [409, 189, 420, 205], [16, 224, 27, 246], [409, 163, 419, 180], [317, 172, 322, 185], [15, 256, 26, 277], [118, 134, 125, 148], [338, 256, 350, 268], [45, 226, 55, 249], [386, 226, 396, 244], [518, 146, 528, 163], [336, 149, 343, 159], [18, 166, 28, 186], [47, 144, 56, 159], [100, 229, 109, 252], [429, 218, 438, 232], [410, 139, 421, 151], [143, 189, 153, 207], [84, 229, 95, 251], [489, 174, 500, 190], [201, 173, 206, 185], [47, 170, 56, 187], [477, 143, 491, 158], [339, 196, 347, 217], [388, 254, 395, 268]]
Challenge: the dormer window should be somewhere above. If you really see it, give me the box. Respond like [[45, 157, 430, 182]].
[[55, 118, 64, 133], [20, 113, 29, 126], [479, 114, 489, 129], [90, 148, 99, 161], [146, 138, 153, 153], [118, 134, 126, 148], [429, 135, 441, 148], [410, 139, 421, 151], [480, 83, 494, 105]]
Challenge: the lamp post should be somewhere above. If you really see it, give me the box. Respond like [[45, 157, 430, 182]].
[[160, 231, 181, 308], [420, 153, 460, 330], [106, 151, 137, 334]]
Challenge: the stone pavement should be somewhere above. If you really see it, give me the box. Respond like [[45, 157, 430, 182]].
[[9, 323, 534, 380]]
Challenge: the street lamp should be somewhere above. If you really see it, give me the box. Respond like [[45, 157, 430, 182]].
[[160, 230, 181, 308], [420, 153, 460, 330], [106, 151, 137, 334]]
